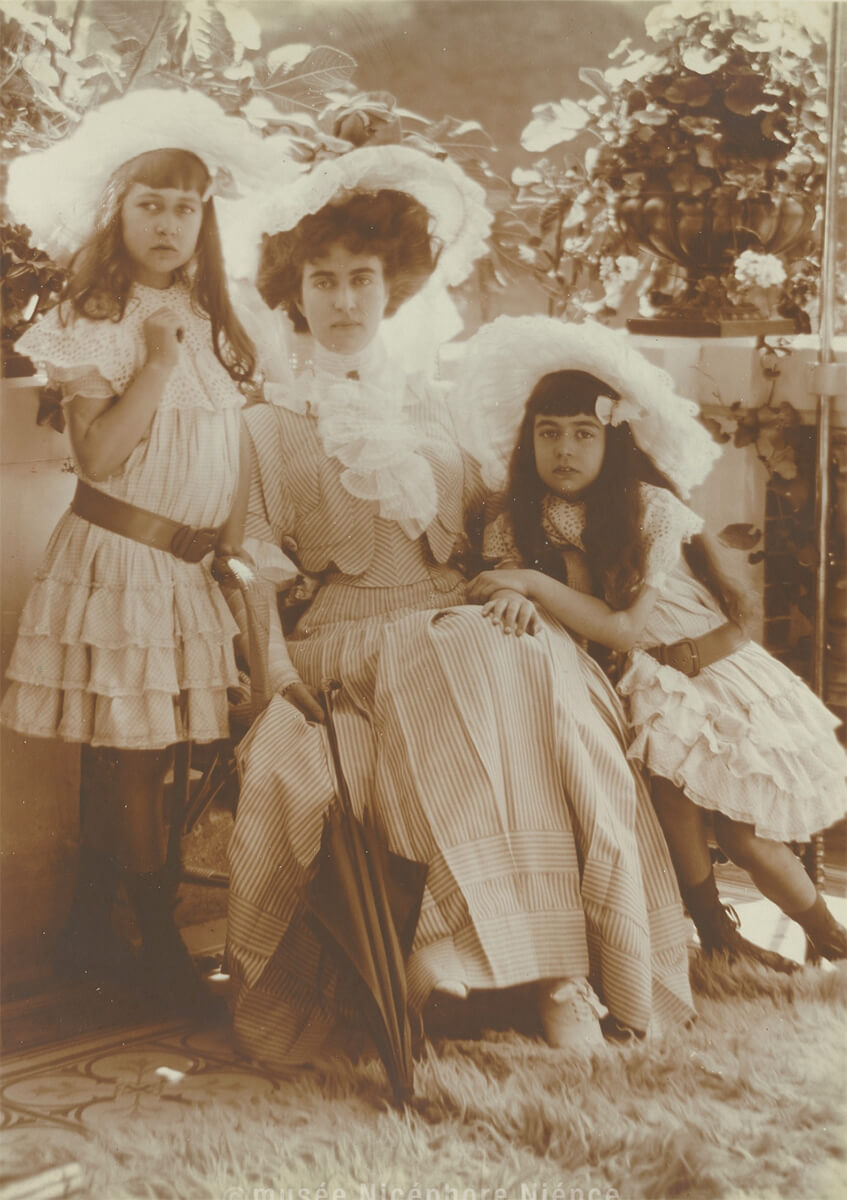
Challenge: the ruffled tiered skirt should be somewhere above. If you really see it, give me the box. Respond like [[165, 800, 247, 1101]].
[[619, 641, 847, 842], [227, 580, 694, 1070], [2, 511, 240, 749]]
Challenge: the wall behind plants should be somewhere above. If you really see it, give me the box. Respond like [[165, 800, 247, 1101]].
[[250, 0, 647, 171]]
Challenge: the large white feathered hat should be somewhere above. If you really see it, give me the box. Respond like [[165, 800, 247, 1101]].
[[225, 142, 493, 291], [5, 88, 268, 260], [451, 314, 722, 497]]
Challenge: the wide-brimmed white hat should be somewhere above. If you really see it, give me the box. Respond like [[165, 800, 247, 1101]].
[[224, 142, 492, 291], [6, 87, 268, 260], [451, 314, 722, 497]]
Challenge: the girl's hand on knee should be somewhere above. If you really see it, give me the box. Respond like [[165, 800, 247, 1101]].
[[468, 569, 531, 602], [143, 307, 184, 369], [482, 591, 539, 637], [280, 680, 325, 724]]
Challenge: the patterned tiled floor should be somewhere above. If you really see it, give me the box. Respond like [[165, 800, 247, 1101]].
[[0, 1016, 281, 1188]]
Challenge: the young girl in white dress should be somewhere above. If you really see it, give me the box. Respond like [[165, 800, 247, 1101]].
[[462, 315, 847, 968], [2, 89, 264, 1013]]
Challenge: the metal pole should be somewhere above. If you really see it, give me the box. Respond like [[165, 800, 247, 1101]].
[[807, 2, 846, 900], [812, 2, 845, 699]]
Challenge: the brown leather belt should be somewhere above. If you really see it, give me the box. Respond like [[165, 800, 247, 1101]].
[[71, 480, 221, 563], [645, 620, 747, 677]]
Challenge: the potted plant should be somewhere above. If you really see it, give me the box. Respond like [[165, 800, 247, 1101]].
[[500, 0, 829, 331]]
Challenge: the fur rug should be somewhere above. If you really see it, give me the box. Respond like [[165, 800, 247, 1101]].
[[6, 954, 847, 1200]]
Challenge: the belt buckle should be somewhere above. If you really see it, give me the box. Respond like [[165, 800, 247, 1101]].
[[170, 525, 217, 563], [664, 637, 700, 677]]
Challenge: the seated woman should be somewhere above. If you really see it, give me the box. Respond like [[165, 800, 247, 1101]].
[[224, 144, 694, 1070]]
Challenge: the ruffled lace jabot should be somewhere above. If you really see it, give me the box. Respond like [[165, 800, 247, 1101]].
[[302, 337, 438, 539]]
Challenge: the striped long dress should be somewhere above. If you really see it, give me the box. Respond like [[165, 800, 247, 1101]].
[[226, 368, 693, 1068]]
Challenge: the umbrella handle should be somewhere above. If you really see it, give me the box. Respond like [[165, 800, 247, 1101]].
[[319, 681, 354, 812], [213, 554, 273, 720]]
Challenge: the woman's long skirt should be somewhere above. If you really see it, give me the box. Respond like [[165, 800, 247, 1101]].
[[227, 583, 693, 1068]]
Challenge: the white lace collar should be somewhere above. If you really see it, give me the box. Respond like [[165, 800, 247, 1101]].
[[300, 336, 438, 539], [311, 337, 386, 382], [542, 492, 586, 551]]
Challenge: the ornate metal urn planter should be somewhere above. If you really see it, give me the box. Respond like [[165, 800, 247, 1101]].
[[621, 189, 817, 336]]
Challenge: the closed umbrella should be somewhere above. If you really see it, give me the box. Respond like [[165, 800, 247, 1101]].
[[305, 682, 428, 1104]]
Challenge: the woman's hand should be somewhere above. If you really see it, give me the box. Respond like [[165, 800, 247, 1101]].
[[280, 680, 325, 724], [467, 569, 535, 603], [481, 589, 539, 637], [143, 307, 184, 369]]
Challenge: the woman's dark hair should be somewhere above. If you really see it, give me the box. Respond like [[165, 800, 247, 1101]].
[[506, 369, 745, 623], [64, 148, 255, 382], [256, 189, 440, 331]]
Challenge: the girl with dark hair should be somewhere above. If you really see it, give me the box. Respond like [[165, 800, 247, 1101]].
[[464, 316, 847, 968], [256, 188, 439, 332], [1, 89, 264, 1015], [223, 145, 695, 1070]]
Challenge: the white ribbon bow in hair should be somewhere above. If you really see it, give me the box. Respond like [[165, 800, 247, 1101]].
[[594, 393, 645, 427]]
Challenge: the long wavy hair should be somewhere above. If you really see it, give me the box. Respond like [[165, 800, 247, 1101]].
[[257, 189, 440, 331], [63, 148, 255, 381], [506, 369, 745, 623]]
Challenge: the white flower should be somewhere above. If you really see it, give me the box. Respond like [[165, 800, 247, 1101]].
[[734, 250, 787, 288], [616, 255, 640, 282], [521, 99, 590, 152], [599, 256, 617, 282]]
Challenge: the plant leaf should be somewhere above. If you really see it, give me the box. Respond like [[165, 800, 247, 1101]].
[[578, 67, 611, 98], [182, 0, 218, 68], [733, 424, 757, 448], [217, 1, 261, 51], [22, 50, 60, 89], [266, 43, 312, 77], [264, 46, 356, 111], [719, 523, 763, 551]]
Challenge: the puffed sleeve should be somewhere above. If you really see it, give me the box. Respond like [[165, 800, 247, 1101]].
[[15, 303, 142, 402], [243, 404, 297, 547], [640, 484, 704, 590]]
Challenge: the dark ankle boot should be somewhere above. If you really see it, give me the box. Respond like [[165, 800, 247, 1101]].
[[792, 893, 847, 962], [123, 868, 224, 1021], [54, 846, 139, 985], [680, 873, 798, 975]]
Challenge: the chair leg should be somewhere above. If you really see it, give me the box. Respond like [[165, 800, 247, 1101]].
[[165, 740, 192, 900]]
